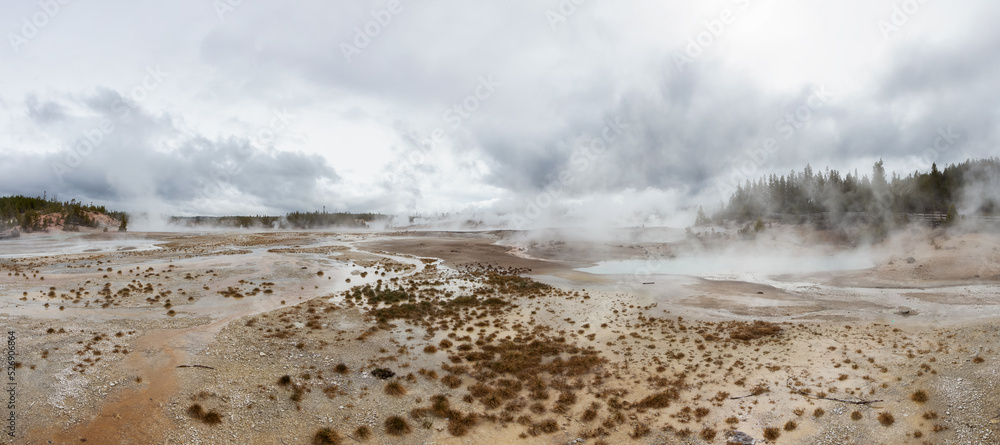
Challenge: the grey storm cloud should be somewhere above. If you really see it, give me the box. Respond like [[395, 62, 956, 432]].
[[25, 94, 68, 125], [0, 90, 340, 215], [2, 0, 1000, 217]]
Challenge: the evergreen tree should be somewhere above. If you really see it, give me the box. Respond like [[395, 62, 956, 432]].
[[713, 158, 1000, 224], [695, 206, 711, 226], [944, 204, 959, 226]]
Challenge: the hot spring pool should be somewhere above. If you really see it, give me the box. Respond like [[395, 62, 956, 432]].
[[0, 233, 162, 258], [577, 252, 875, 277]]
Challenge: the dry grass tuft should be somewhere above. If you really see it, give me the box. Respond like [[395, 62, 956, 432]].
[[312, 428, 342, 445], [186, 404, 204, 419], [353, 425, 371, 440], [699, 428, 717, 441], [385, 416, 412, 436], [187, 404, 222, 425], [878, 411, 895, 426], [726, 320, 783, 341], [202, 411, 222, 425], [441, 374, 463, 388], [763, 427, 781, 441], [528, 419, 559, 436], [385, 381, 407, 396], [630, 423, 651, 438], [633, 385, 682, 410], [448, 412, 479, 436], [910, 390, 928, 403]]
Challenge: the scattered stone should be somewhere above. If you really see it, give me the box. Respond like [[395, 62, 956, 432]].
[[726, 430, 756, 445]]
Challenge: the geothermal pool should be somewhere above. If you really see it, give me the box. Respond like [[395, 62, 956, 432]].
[[0, 233, 163, 258], [577, 251, 875, 277]]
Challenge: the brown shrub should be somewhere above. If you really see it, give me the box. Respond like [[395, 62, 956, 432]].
[[700, 428, 717, 441], [441, 374, 463, 388], [312, 428, 342, 445], [353, 425, 371, 440], [202, 411, 222, 425], [630, 423, 651, 438], [186, 404, 204, 419], [429, 395, 453, 418], [532, 419, 559, 435], [726, 320, 783, 341], [763, 427, 781, 441], [634, 389, 680, 409], [385, 381, 407, 396], [448, 412, 479, 436], [385, 416, 412, 436], [187, 404, 222, 425]]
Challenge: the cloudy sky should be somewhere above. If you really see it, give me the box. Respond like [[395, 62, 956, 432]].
[[1, 0, 997, 224]]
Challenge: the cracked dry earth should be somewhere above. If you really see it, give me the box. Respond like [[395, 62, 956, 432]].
[[0, 228, 998, 444]]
